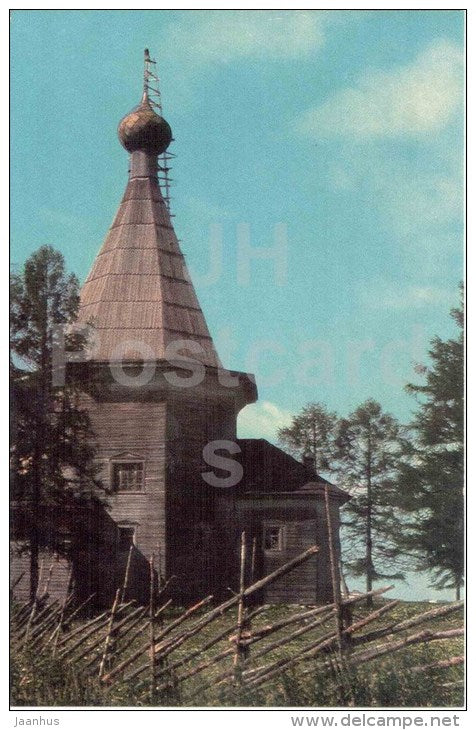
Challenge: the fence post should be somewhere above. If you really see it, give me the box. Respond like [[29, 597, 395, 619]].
[[233, 531, 247, 680], [120, 545, 133, 605], [98, 588, 121, 679], [149, 554, 156, 704]]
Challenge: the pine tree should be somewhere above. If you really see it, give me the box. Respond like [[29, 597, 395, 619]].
[[396, 291, 464, 599], [336, 399, 405, 606], [277, 402, 337, 474], [10, 246, 101, 600]]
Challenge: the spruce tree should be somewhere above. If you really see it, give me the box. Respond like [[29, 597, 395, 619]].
[[396, 292, 464, 599], [10, 246, 100, 600]]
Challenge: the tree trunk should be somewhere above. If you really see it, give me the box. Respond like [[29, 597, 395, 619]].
[[312, 422, 317, 472], [29, 341, 48, 603], [366, 434, 373, 608], [29, 530, 39, 602]]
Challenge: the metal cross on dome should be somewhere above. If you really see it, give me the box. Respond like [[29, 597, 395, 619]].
[[143, 48, 174, 214]]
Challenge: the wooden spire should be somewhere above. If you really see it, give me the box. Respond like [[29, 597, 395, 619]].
[[77, 58, 221, 368]]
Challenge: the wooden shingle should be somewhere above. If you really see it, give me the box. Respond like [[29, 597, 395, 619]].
[[78, 155, 221, 367]]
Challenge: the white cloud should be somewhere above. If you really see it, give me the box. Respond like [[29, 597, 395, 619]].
[[382, 164, 462, 236], [164, 11, 326, 66], [237, 400, 292, 441], [325, 140, 463, 275], [297, 39, 463, 139], [359, 282, 454, 311]]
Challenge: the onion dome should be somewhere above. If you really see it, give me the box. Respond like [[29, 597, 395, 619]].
[[118, 90, 172, 155]]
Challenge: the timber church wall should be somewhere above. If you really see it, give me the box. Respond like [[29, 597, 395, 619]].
[[10, 52, 351, 611], [84, 394, 168, 569]]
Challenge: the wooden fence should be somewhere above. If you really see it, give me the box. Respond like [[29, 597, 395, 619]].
[[10, 517, 464, 705]]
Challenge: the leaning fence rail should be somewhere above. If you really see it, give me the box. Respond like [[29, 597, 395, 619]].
[[10, 543, 464, 705]]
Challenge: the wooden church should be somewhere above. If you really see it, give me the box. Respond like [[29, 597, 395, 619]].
[[11, 52, 349, 608]]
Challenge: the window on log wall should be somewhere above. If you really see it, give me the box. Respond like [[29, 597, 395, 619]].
[[117, 525, 135, 551], [111, 462, 144, 492], [263, 524, 284, 552]]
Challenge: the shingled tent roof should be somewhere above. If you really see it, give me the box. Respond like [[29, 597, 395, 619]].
[[77, 94, 221, 368]]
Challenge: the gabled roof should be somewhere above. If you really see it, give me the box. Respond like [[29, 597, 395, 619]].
[[236, 438, 350, 503], [78, 171, 221, 368]]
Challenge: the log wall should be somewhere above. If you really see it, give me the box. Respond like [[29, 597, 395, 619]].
[[85, 395, 168, 570], [216, 496, 343, 605], [165, 395, 238, 601], [10, 547, 71, 604]]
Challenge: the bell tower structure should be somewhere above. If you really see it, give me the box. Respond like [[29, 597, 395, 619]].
[[77, 51, 257, 599]]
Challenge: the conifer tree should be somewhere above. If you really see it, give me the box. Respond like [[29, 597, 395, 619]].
[[336, 399, 405, 606], [395, 291, 464, 599], [277, 402, 337, 473], [10, 246, 100, 600]]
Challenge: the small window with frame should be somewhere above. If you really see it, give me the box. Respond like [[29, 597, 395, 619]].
[[111, 462, 144, 492], [118, 525, 135, 551], [263, 524, 284, 552]]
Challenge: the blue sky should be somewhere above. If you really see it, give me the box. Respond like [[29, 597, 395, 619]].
[[11, 10, 464, 598]]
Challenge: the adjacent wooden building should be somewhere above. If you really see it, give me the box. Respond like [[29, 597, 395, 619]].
[[11, 55, 350, 607]]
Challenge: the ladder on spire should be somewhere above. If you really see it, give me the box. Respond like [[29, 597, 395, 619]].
[[143, 48, 175, 215]]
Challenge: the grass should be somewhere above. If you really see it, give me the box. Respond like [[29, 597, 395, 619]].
[[10, 599, 464, 708]]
